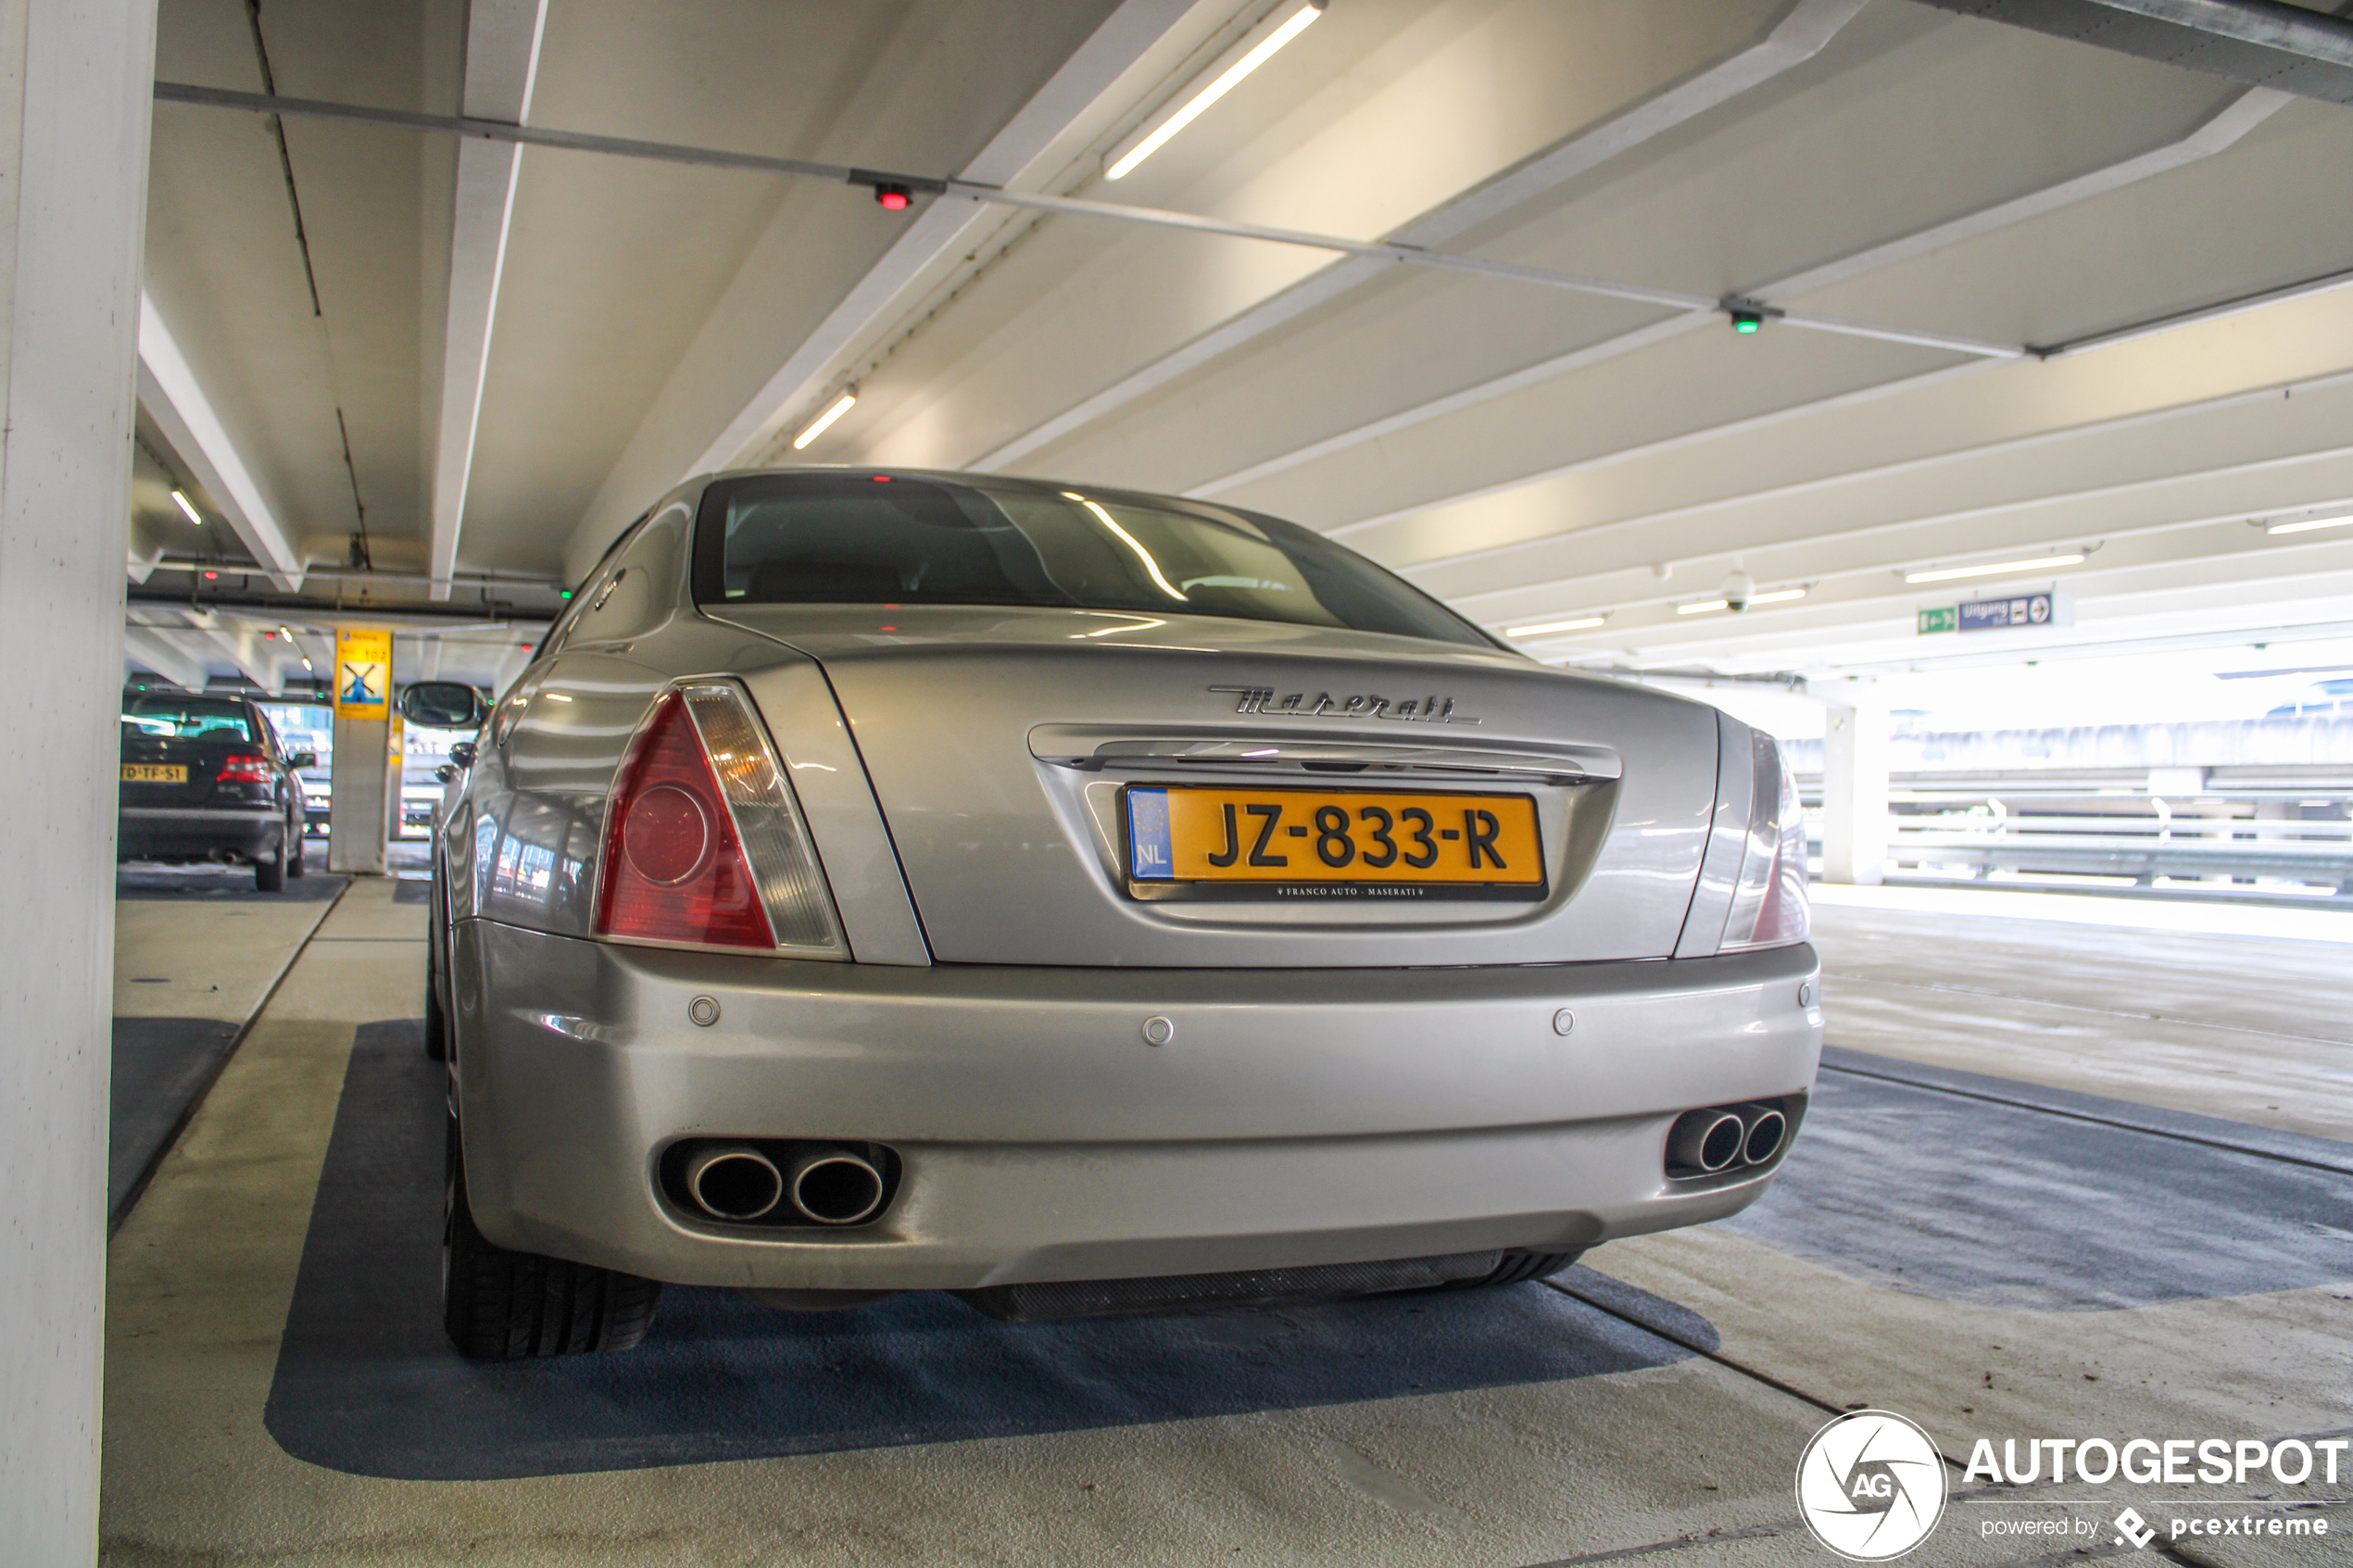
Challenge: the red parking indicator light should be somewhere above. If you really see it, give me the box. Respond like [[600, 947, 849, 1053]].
[[874, 182, 912, 211]]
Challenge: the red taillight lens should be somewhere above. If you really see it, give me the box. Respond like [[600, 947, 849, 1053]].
[[217, 753, 271, 783], [623, 784, 712, 884], [595, 694, 775, 949]]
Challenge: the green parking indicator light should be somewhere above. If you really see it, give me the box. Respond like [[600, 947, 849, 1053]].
[[1731, 310, 1763, 333]]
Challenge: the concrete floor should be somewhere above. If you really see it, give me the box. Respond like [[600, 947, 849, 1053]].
[[99, 881, 2352, 1566]]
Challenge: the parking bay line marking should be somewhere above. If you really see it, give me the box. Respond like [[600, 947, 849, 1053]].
[[110, 878, 353, 1234], [1817, 1060, 2353, 1178], [1823, 969, 2353, 1051]]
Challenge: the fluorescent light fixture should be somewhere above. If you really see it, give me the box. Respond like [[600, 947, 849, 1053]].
[[170, 488, 202, 525], [791, 390, 857, 451], [2267, 514, 2353, 535], [1104, 1, 1325, 181], [1903, 553, 2084, 584], [1749, 587, 1806, 605], [1065, 491, 1187, 600], [300, 656, 313, 671], [1676, 599, 1730, 616], [1505, 616, 1606, 636]]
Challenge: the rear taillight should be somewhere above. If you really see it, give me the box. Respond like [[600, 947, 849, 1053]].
[[593, 683, 845, 956], [1719, 734, 1810, 951], [217, 753, 271, 784]]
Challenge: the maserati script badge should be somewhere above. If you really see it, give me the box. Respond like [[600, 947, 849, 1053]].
[[1210, 684, 1482, 725]]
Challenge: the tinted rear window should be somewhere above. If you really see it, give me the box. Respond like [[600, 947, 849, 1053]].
[[694, 473, 1493, 649], [124, 696, 257, 744]]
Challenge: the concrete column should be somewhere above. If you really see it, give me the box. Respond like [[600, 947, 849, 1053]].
[[0, 1, 160, 1562], [328, 627, 393, 873], [328, 708, 392, 873], [1820, 701, 1890, 886]]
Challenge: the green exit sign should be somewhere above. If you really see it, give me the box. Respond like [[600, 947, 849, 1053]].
[[1918, 606, 1957, 634]]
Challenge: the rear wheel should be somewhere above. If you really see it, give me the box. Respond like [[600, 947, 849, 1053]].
[[442, 1107, 661, 1358], [254, 832, 287, 892], [422, 923, 448, 1062]]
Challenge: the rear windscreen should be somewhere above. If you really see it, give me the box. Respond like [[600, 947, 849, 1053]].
[[123, 697, 257, 743], [694, 472, 1494, 649]]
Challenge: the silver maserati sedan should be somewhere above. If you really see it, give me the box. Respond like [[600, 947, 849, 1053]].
[[412, 467, 1819, 1358]]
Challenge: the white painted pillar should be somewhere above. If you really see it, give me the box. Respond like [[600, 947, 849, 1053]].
[[328, 707, 393, 874], [328, 627, 393, 873], [0, 1, 159, 1562], [1820, 701, 1890, 885]]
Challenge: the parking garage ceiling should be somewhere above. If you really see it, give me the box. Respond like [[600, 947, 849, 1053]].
[[132, 0, 2353, 690]]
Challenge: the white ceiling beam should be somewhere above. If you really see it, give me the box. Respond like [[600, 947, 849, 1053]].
[[121, 626, 209, 691], [192, 619, 286, 690], [547, 0, 1224, 580], [967, 0, 1871, 473], [1479, 438, 2353, 655], [1195, 85, 2288, 508], [1531, 556, 2353, 683], [689, 0, 1227, 479], [1394, 279, 2353, 604], [425, 0, 548, 601], [1595, 540, 2353, 675], [135, 293, 305, 590], [1457, 383, 2353, 626]]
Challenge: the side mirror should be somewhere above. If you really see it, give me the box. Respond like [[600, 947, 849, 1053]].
[[448, 741, 477, 770], [397, 681, 487, 730], [286, 751, 317, 770]]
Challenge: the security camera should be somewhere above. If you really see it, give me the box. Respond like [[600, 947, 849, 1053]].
[[1722, 571, 1755, 613]]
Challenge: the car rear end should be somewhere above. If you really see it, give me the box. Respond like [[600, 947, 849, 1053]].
[[447, 471, 1820, 1306], [119, 696, 289, 867]]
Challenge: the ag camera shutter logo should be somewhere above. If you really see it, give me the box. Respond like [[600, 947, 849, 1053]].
[[1795, 1410, 1948, 1560]]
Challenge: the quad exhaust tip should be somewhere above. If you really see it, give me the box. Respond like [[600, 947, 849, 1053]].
[[1667, 1110, 1747, 1173], [783, 1146, 886, 1226], [1666, 1100, 1793, 1177], [677, 1141, 890, 1225], [685, 1146, 785, 1221], [1742, 1106, 1787, 1166]]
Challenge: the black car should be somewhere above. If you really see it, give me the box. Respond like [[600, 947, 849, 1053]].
[[119, 690, 314, 890]]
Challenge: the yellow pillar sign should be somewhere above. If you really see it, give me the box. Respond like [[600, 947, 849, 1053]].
[[335, 628, 393, 720]]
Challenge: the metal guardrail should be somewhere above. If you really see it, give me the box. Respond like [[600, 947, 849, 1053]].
[[1798, 784, 2353, 898]]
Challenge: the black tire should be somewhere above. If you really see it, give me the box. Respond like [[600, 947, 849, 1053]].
[[287, 818, 306, 878], [443, 1109, 660, 1358], [254, 832, 287, 892], [1457, 1250, 1585, 1288], [422, 924, 448, 1062]]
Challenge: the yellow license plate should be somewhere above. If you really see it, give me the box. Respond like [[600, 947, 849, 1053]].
[[120, 764, 186, 784], [1126, 784, 1544, 901]]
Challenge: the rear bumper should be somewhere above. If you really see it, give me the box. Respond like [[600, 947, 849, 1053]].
[[118, 805, 283, 862], [453, 920, 1822, 1289]]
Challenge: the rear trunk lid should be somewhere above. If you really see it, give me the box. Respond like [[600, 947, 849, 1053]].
[[119, 726, 244, 808], [724, 606, 1721, 967]]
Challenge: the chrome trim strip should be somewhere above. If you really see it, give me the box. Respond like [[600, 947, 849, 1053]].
[[1029, 725, 1620, 783]]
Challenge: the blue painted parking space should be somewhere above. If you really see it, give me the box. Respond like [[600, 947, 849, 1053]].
[[264, 1022, 1702, 1481]]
